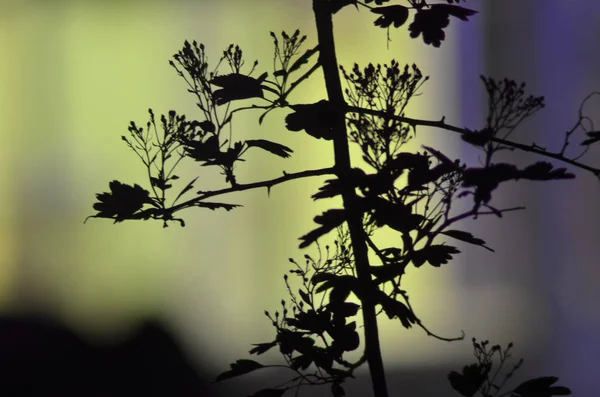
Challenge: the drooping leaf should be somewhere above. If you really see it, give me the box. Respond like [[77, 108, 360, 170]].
[[448, 363, 489, 397], [581, 130, 600, 145], [249, 341, 278, 356], [90, 180, 154, 223], [248, 388, 287, 397], [376, 292, 417, 328], [411, 245, 460, 268], [173, 177, 198, 205], [371, 5, 410, 28], [246, 139, 293, 158], [214, 359, 264, 382], [441, 230, 494, 252], [299, 209, 346, 248], [210, 72, 267, 105], [519, 162, 575, 181], [513, 376, 571, 396], [196, 202, 242, 211], [288, 46, 319, 74]]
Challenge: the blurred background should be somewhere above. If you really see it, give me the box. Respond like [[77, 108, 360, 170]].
[[0, 0, 598, 395]]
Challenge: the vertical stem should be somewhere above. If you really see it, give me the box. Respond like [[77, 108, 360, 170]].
[[312, 1, 389, 397]]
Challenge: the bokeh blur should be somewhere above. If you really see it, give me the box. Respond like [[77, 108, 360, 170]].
[[0, 0, 598, 395]]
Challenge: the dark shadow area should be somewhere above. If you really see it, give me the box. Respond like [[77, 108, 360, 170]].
[[0, 314, 216, 396]]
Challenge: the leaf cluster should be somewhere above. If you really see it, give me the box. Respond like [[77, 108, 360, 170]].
[[448, 339, 571, 397]]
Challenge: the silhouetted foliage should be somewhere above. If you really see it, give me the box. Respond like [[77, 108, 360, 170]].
[[85, 0, 600, 396], [448, 339, 571, 397]]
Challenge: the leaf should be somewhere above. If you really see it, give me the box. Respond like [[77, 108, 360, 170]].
[[299, 289, 312, 305], [210, 73, 266, 105], [581, 130, 600, 145], [376, 292, 418, 328], [214, 359, 264, 382], [286, 309, 331, 334], [519, 162, 575, 181], [246, 139, 293, 158], [299, 209, 346, 249], [513, 376, 571, 396], [196, 202, 242, 211], [249, 341, 278, 356], [448, 363, 489, 397], [312, 168, 366, 200], [441, 230, 494, 252], [285, 100, 339, 140], [277, 330, 315, 355], [288, 45, 319, 74], [199, 120, 216, 133], [182, 135, 221, 162], [329, 302, 360, 318], [173, 177, 198, 205], [370, 198, 423, 234], [248, 388, 287, 397], [329, 322, 360, 352], [411, 245, 460, 268], [371, 5, 410, 28], [90, 180, 154, 223]]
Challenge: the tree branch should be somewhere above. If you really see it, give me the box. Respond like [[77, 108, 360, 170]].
[[347, 105, 600, 179], [167, 166, 336, 214]]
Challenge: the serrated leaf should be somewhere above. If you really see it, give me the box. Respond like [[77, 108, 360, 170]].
[[249, 341, 278, 356], [299, 209, 346, 249], [441, 230, 494, 252], [196, 202, 242, 211], [411, 244, 460, 268], [246, 139, 293, 158], [214, 359, 264, 382], [210, 73, 266, 105], [372, 5, 409, 28], [513, 376, 571, 396]]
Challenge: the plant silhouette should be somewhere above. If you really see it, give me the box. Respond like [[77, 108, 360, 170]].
[[86, 0, 599, 396]]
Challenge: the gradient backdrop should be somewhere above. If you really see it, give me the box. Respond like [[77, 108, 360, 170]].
[[0, 0, 598, 395]]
